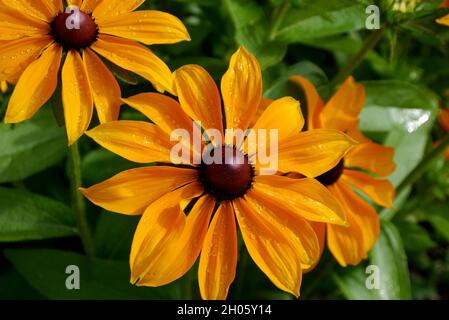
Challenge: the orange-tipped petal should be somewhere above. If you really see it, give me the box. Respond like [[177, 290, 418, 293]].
[[0, 35, 53, 83], [327, 181, 380, 266], [174, 64, 224, 136], [341, 170, 395, 208], [83, 48, 122, 123], [253, 175, 347, 226], [91, 35, 174, 94], [86, 120, 175, 164], [80, 166, 199, 215], [439, 109, 449, 132], [5, 43, 62, 123], [222, 47, 262, 133], [99, 10, 190, 45], [320, 77, 365, 132], [62, 50, 94, 145], [199, 201, 237, 300], [131, 190, 214, 287], [289, 75, 325, 130], [234, 196, 304, 297], [92, 0, 145, 21], [345, 142, 396, 177], [436, 14, 449, 26], [277, 129, 357, 177], [0, 6, 50, 40]]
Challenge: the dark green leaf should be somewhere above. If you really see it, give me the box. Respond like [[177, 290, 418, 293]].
[[0, 187, 76, 242]]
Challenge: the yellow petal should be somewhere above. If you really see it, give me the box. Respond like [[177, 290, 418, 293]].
[[251, 96, 304, 142], [92, 0, 145, 21], [174, 65, 224, 135], [327, 181, 380, 266], [302, 222, 325, 273], [320, 77, 365, 132], [80, 0, 102, 13], [253, 175, 347, 225], [91, 35, 174, 94], [289, 75, 325, 130], [0, 6, 50, 40], [199, 201, 237, 300], [233, 197, 303, 297], [98, 10, 190, 45], [83, 48, 121, 123], [277, 129, 357, 177], [222, 46, 262, 132], [1, 80, 7, 94], [80, 166, 198, 215], [132, 191, 214, 287], [0, 35, 53, 83], [86, 120, 175, 164], [341, 170, 395, 208], [0, 0, 58, 22], [62, 50, 93, 145], [436, 14, 449, 26], [5, 43, 62, 123], [345, 142, 396, 177], [122, 92, 202, 158]]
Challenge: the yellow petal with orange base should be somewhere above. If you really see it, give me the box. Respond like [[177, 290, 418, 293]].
[[5, 43, 62, 123], [199, 201, 238, 300], [80, 166, 199, 215]]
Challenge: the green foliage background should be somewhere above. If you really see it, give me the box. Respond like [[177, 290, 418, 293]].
[[1, 0, 449, 300]]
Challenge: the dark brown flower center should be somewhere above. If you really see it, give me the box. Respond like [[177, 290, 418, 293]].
[[199, 146, 254, 200], [51, 10, 98, 50], [316, 159, 345, 186]]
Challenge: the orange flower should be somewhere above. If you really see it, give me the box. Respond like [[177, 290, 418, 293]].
[[0, 0, 190, 144], [81, 47, 357, 299], [289, 76, 396, 266], [437, 0, 449, 25]]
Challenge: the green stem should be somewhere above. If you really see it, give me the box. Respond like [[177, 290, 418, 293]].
[[329, 27, 386, 90], [384, 134, 449, 221], [68, 142, 95, 257], [269, 0, 290, 41]]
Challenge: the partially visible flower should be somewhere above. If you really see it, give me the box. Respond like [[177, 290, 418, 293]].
[[81, 47, 357, 299], [438, 108, 449, 159], [437, 0, 449, 25], [388, 0, 423, 12], [289, 76, 396, 266], [0, 0, 190, 144]]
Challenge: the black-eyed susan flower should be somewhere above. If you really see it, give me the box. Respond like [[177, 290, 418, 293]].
[[80, 47, 357, 299], [289, 76, 396, 266], [0, 0, 190, 144]]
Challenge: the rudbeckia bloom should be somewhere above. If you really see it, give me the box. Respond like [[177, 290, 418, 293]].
[[0, 0, 190, 144], [289, 76, 396, 266], [81, 47, 357, 299]]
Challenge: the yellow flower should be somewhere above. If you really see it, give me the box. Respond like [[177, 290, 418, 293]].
[[437, 0, 449, 25], [289, 76, 397, 267], [438, 109, 449, 159], [0, 0, 190, 144], [81, 47, 357, 299]]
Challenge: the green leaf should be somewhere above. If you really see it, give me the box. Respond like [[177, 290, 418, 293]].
[[335, 222, 412, 300], [224, 0, 287, 69], [0, 107, 66, 183], [275, 0, 366, 43], [5, 249, 181, 299], [0, 187, 76, 242], [360, 80, 439, 186], [94, 211, 139, 260], [396, 220, 437, 252], [82, 149, 136, 186]]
